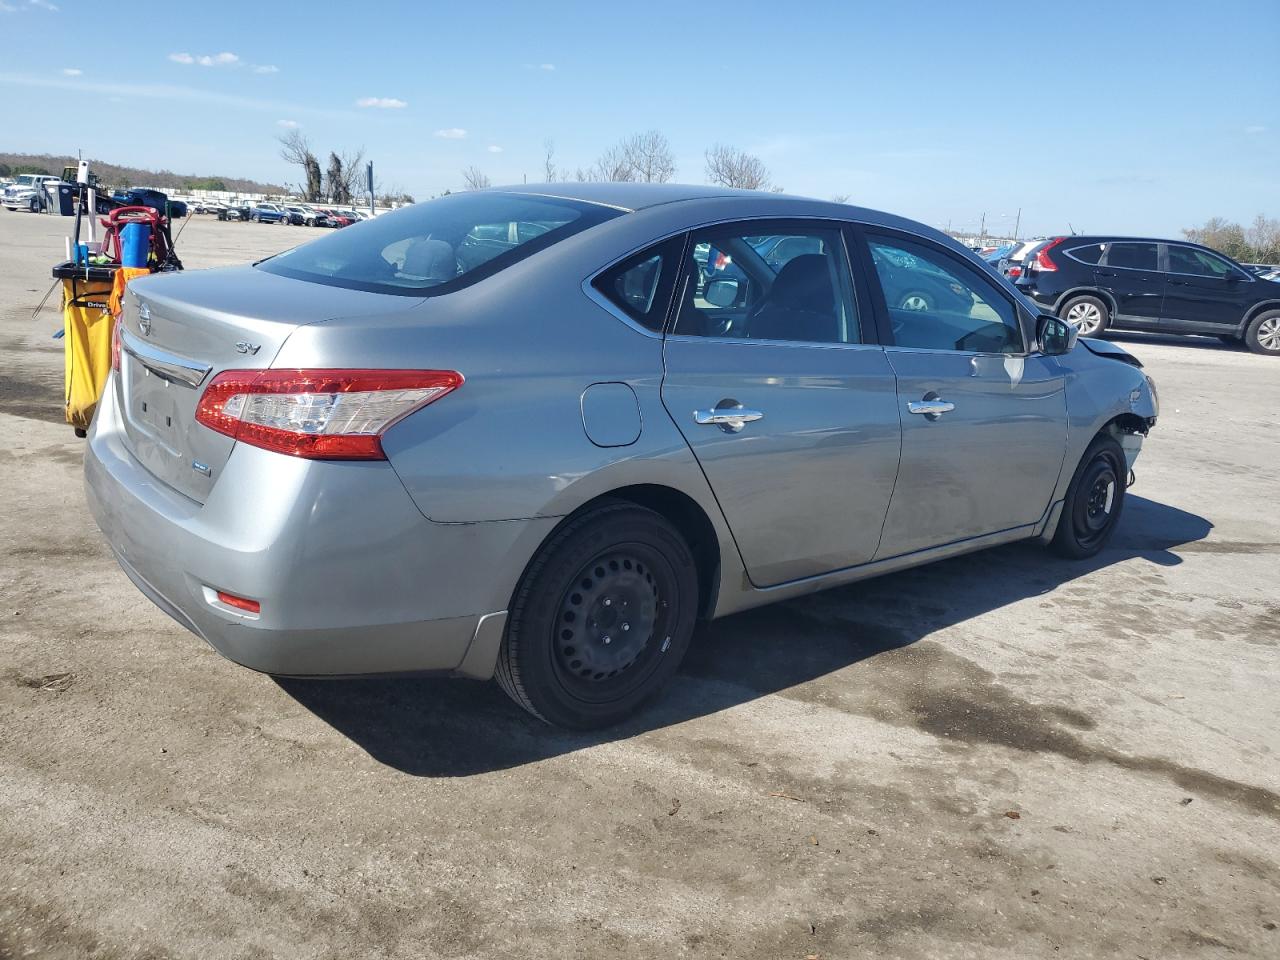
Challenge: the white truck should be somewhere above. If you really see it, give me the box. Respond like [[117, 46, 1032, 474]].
[[2, 173, 63, 213]]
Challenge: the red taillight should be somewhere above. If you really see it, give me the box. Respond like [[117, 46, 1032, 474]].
[[1008, 265, 1022, 278], [194, 368, 463, 460], [216, 590, 260, 614], [1035, 237, 1066, 272]]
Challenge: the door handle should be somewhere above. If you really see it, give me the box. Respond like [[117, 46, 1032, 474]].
[[694, 401, 763, 433], [907, 398, 955, 419]]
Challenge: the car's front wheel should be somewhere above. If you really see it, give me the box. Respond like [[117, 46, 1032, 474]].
[[899, 291, 935, 312], [496, 502, 699, 728], [1244, 310, 1280, 356], [1061, 295, 1110, 337], [1051, 434, 1127, 559], [28, 197, 39, 213]]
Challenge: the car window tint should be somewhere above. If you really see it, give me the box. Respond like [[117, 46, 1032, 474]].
[[1168, 245, 1233, 277], [867, 235, 1022, 354], [674, 226, 859, 344], [258, 192, 620, 296], [1106, 242, 1158, 270], [592, 236, 683, 332], [1068, 243, 1104, 265]]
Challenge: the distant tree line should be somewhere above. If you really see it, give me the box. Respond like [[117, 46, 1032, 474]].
[[458, 131, 780, 193], [1183, 215, 1280, 264], [0, 152, 283, 194]]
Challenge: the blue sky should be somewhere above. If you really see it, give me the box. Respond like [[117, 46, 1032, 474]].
[[1, 0, 1276, 236]]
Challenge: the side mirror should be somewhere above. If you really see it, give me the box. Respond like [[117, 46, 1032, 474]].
[[704, 277, 740, 308], [1037, 314, 1078, 355]]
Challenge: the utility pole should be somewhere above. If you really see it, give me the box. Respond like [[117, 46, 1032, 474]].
[[979, 212, 986, 244], [366, 161, 374, 216], [1012, 207, 1021, 241]]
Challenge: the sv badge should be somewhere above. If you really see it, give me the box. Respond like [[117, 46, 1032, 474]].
[[137, 302, 152, 336], [235, 341, 262, 355]]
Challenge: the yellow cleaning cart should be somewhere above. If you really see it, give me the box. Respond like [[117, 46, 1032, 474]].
[[55, 260, 117, 435]]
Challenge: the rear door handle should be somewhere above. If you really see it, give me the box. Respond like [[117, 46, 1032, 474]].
[[694, 402, 763, 433], [907, 398, 955, 419]]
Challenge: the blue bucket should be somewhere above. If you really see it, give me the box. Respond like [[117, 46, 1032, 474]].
[[121, 222, 151, 268]]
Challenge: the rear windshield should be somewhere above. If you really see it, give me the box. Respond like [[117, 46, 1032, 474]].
[[258, 191, 620, 296]]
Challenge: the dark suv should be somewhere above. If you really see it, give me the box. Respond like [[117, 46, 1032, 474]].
[[1014, 236, 1280, 355]]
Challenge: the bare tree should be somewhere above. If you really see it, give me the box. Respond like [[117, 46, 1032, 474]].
[[704, 144, 770, 190], [543, 139, 557, 182], [324, 153, 351, 203], [831, 193, 851, 204], [589, 143, 636, 183], [279, 129, 322, 202], [620, 130, 675, 183], [461, 165, 492, 190]]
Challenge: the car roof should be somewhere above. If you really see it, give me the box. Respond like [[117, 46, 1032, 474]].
[[493, 181, 787, 212]]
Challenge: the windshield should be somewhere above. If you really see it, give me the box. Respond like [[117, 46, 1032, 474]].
[[258, 191, 621, 295], [16, 175, 38, 187]]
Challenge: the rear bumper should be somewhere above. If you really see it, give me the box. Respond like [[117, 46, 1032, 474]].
[[84, 379, 553, 677]]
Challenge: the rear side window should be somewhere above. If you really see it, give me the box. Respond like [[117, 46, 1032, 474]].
[[1067, 243, 1105, 265], [1105, 242, 1158, 270], [259, 192, 620, 296], [592, 235, 684, 332]]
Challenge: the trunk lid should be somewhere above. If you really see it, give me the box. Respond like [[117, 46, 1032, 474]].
[[115, 265, 417, 503]]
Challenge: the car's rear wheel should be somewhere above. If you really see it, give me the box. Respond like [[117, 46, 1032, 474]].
[[1061, 295, 1110, 337], [1051, 434, 1127, 559], [496, 502, 698, 729], [1244, 310, 1280, 356]]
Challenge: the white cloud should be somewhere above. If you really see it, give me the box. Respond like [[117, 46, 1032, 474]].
[[277, 119, 298, 128], [0, 2, 18, 12], [169, 51, 239, 67], [487, 145, 503, 153], [29, 0, 59, 10], [61, 67, 81, 76], [435, 127, 467, 139], [252, 64, 279, 74], [539, 63, 555, 71], [1245, 125, 1267, 135], [357, 96, 408, 109]]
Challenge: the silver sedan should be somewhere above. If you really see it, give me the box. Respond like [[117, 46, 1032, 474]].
[[85, 184, 1158, 728]]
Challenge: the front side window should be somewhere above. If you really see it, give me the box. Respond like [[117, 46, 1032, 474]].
[[592, 236, 684, 332], [1105, 242, 1158, 271], [674, 225, 859, 344], [867, 235, 1022, 354], [259, 192, 620, 295], [1167, 245, 1237, 278]]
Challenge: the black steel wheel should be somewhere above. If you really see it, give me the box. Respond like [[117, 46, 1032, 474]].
[[1051, 434, 1127, 559], [496, 501, 698, 728]]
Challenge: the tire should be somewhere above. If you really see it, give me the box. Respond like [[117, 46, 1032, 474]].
[[496, 501, 699, 729], [28, 198, 39, 213], [1060, 295, 1109, 337], [1244, 310, 1280, 356], [899, 291, 935, 312], [1051, 434, 1128, 559]]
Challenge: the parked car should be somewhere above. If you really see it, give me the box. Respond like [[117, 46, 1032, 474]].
[[326, 209, 358, 228], [303, 207, 331, 227], [250, 202, 287, 224], [281, 205, 309, 226], [2, 173, 62, 212], [218, 203, 251, 222], [999, 238, 1046, 279], [111, 189, 188, 219], [1015, 235, 1280, 355], [85, 184, 1157, 728]]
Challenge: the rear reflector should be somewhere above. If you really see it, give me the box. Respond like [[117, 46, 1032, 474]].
[[195, 368, 463, 460], [1008, 265, 1022, 278], [215, 590, 260, 614]]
